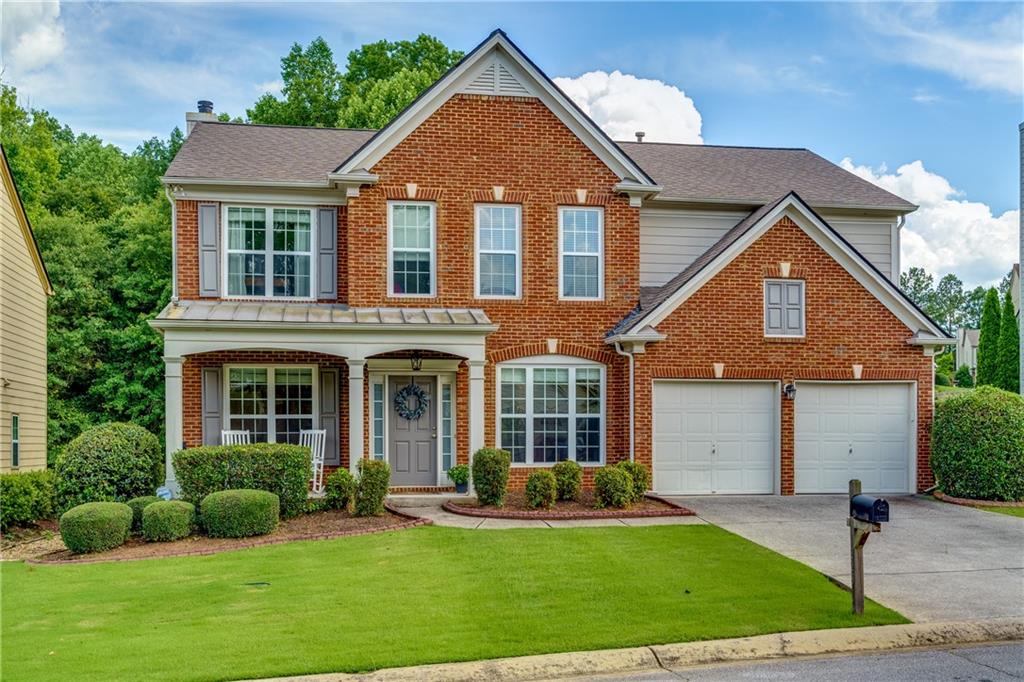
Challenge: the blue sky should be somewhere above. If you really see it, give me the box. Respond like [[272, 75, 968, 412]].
[[2, 1, 1020, 287]]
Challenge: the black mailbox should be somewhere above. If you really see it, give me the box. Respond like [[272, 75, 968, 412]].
[[850, 494, 889, 523]]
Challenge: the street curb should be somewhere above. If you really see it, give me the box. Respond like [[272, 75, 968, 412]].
[[249, 618, 1024, 681]]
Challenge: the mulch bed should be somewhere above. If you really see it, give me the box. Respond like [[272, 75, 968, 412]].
[[19, 503, 429, 565], [933, 491, 1024, 508], [444, 491, 694, 520]]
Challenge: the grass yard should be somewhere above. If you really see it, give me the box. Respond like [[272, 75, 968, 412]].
[[980, 506, 1024, 518], [1, 525, 905, 682]]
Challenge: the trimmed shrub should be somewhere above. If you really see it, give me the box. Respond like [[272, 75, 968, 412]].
[[59, 502, 132, 554], [594, 466, 634, 509], [325, 468, 356, 511], [0, 470, 55, 531], [201, 489, 279, 538], [932, 386, 1024, 501], [54, 423, 162, 511], [127, 495, 162, 532], [935, 372, 951, 387], [354, 460, 390, 517], [552, 461, 582, 501], [617, 461, 651, 503], [525, 470, 557, 509], [954, 365, 974, 388], [472, 448, 511, 507], [173, 444, 310, 519], [142, 501, 195, 542]]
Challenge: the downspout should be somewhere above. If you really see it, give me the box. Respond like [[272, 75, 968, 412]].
[[164, 185, 178, 303], [614, 342, 635, 462]]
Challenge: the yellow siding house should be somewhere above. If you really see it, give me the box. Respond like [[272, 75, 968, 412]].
[[0, 144, 53, 471]]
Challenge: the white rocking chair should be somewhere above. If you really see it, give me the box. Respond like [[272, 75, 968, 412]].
[[300, 429, 327, 495], [221, 430, 251, 445]]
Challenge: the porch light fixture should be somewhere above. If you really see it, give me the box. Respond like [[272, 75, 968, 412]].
[[410, 351, 423, 372], [783, 382, 797, 400]]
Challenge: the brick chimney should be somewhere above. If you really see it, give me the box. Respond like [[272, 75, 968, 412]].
[[185, 100, 217, 136]]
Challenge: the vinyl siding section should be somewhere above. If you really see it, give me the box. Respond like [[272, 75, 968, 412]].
[[0, 166, 48, 471], [639, 207, 897, 287]]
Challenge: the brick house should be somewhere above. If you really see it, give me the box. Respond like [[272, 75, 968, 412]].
[[152, 30, 952, 496]]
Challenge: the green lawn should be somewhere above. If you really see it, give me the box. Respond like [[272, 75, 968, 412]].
[[1, 525, 905, 682], [980, 505, 1024, 517]]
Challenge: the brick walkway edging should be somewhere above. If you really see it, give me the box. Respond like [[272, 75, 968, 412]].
[[24, 502, 430, 566], [441, 494, 695, 520], [933, 491, 1024, 508]]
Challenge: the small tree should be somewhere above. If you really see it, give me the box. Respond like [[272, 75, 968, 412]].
[[954, 365, 974, 388], [976, 288, 1001, 386], [996, 290, 1020, 393]]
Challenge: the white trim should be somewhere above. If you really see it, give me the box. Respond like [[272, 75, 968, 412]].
[[558, 206, 604, 301], [387, 200, 437, 299], [494, 356, 606, 467], [474, 203, 522, 299], [623, 196, 948, 340], [334, 32, 656, 187], [168, 183, 346, 206], [763, 278, 806, 338], [221, 203, 317, 301], [222, 364, 320, 443], [367, 358, 463, 372]]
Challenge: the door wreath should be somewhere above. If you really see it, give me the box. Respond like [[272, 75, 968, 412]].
[[394, 383, 430, 421]]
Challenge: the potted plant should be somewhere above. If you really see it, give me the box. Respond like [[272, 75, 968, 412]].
[[447, 464, 470, 494]]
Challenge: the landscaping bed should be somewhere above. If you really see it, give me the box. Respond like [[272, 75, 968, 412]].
[[1, 520, 65, 562], [20, 505, 426, 564], [444, 491, 694, 519]]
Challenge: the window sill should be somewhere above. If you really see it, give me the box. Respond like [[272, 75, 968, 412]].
[[764, 335, 806, 344]]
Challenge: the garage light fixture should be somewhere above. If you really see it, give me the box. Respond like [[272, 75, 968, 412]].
[[783, 382, 797, 399]]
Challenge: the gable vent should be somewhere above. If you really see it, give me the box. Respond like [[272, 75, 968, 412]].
[[497, 63, 530, 95], [460, 55, 533, 97], [464, 63, 497, 94]]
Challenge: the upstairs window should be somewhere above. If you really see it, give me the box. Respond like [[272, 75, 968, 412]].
[[389, 202, 435, 296], [559, 207, 603, 300], [476, 204, 521, 298], [764, 279, 805, 337], [225, 206, 313, 298]]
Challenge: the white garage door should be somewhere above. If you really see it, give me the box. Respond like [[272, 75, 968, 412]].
[[652, 381, 776, 494], [795, 383, 914, 494]]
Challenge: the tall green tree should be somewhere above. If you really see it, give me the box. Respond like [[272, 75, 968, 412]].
[[976, 288, 1002, 386], [996, 290, 1020, 393], [248, 37, 344, 127]]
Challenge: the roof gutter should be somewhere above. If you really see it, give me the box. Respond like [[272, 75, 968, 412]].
[[148, 319, 499, 334]]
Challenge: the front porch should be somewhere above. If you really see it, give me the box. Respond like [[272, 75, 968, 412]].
[[151, 301, 496, 492]]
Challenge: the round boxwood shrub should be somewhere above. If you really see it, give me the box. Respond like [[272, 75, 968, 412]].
[[525, 470, 557, 509], [325, 468, 356, 511], [54, 422, 162, 511], [617, 461, 651, 503], [59, 502, 133, 554], [932, 386, 1024, 501], [127, 495, 162, 532], [142, 501, 195, 542], [355, 460, 390, 517], [1, 470, 55, 532], [472, 448, 511, 507], [201, 489, 279, 538], [594, 466, 634, 509], [552, 461, 582, 502]]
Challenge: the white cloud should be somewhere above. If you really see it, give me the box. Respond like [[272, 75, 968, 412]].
[[1, 1, 66, 72], [840, 158, 1019, 288], [554, 70, 703, 144], [256, 79, 283, 95]]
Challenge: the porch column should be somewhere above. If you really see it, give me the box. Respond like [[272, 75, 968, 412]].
[[164, 356, 184, 494], [468, 358, 486, 459], [347, 358, 366, 475]]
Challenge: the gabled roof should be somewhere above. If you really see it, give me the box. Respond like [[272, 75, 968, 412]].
[[332, 29, 657, 186], [0, 144, 52, 295], [618, 142, 916, 212], [611, 191, 949, 342]]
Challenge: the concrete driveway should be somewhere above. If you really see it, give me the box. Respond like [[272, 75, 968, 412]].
[[666, 495, 1024, 623]]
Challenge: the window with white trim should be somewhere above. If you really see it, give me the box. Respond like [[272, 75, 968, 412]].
[[389, 202, 435, 296], [371, 382, 385, 460], [764, 279, 805, 337], [11, 414, 19, 468], [476, 204, 521, 297], [225, 206, 314, 298], [498, 360, 604, 465], [559, 207, 603, 299], [227, 367, 315, 444]]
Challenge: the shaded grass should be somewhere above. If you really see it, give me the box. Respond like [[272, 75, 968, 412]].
[[1, 525, 905, 681], [979, 505, 1024, 517]]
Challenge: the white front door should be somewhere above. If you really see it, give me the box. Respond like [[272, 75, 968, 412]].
[[794, 382, 914, 494], [652, 381, 776, 494]]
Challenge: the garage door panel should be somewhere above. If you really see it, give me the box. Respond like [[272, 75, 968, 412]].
[[653, 410, 683, 436], [686, 412, 713, 433]]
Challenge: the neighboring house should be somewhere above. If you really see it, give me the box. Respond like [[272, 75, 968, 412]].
[[152, 30, 952, 496], [956, 328, 980, 375], [0, 145, 53, 472]]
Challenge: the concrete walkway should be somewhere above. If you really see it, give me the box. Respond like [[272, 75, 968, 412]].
[[388, 496, 707, 529], [665, 494, 1024, 623]]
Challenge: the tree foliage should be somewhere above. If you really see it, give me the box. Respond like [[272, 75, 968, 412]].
[[247, 38, 344, 127], [901, 265, 1015, 332], [996, 290, 1019, 393], [976, 288, 1002, 387]]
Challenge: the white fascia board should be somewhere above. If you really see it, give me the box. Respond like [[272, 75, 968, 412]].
[[335, 32, 656, 187], [623, 196, 948, 339], [166, 182, 347, 206], [148, 318, 498, 334], [648, 195, 918, 214]]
